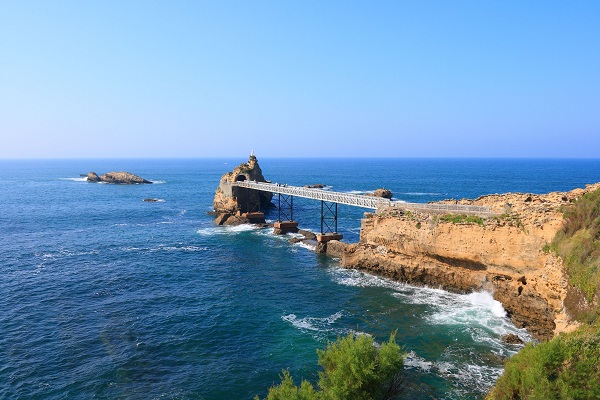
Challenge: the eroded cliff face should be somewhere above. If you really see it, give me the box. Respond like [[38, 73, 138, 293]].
[[342, 183, 600, 341]]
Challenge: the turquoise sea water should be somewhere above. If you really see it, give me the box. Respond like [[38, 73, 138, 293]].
[[2, 158, 600, 399]]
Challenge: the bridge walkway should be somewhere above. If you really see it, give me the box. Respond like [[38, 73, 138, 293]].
[[230, 181, 494, 216]]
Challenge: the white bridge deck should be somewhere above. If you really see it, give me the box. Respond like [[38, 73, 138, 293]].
[[231, 181, 494, 216]]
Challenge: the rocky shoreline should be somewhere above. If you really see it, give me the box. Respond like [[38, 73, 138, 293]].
[[212, 155, 599, 341], [340, 183, 600, 341]]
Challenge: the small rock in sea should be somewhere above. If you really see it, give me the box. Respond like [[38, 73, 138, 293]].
[[502, 333, 524, 344], [143, 198, 163, 203]]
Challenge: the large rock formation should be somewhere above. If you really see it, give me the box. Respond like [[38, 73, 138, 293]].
[[365, 188, 393, 199], [212, 154, 273, 225], [341, 183, 600, 341], [87, 171, 152, 184]]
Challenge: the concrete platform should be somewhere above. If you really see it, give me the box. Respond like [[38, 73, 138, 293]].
[[273, 220, 298, 234], [242, 212, 266, 223], [316, 233, 343, 243]]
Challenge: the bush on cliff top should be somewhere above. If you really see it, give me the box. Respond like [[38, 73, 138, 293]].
[[487, 323, 600, 400], [257, 333, 406, 400], [552, 187, 600, 307], [439, 213, 485, 227]]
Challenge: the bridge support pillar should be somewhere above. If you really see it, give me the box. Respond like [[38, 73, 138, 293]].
[[317, 233, 343, 243], [274, 221, 299, 234], [320, 200, 340, 236], [274, 193, 298, 234], [241, 211, 266, 224]]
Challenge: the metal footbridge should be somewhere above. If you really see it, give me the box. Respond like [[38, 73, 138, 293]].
[[232, 181, 492, 215]]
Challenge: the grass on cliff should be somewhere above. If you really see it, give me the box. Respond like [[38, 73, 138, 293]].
[[439, 213, 485, 227], [551, 187, 600, 307], [487, 322, 600, 400]]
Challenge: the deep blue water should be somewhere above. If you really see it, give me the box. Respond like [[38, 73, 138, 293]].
[[2, 158, 600, 399]]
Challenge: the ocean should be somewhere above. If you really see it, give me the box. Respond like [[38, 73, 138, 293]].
[[2, 158, 600, 399]]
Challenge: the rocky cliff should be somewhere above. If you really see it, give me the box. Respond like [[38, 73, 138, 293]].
[[341, 183, 600, 341], [212, 154, 273, 225]]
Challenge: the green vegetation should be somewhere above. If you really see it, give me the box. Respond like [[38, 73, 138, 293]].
[[257, 333, 406, 400], [439, 213, 485, 227], [488, 188, 600, 399], [487, 323, 600, 400], [551, 188, 600, 304], [491, 213, 525, 230]]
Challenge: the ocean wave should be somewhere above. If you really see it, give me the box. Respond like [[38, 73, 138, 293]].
[[196, 224, 260, 236], [330, 267, 532, 346], [291, 241, 316, 252], [404, 350, 505, 395], [59, 177, 88, 182], [36, 248, 100, 259], [401, 192, 444, 196], [150, 180, 167, 184], [329, 267, 409, 290], [282, 311, 344, 332], [120, 244, 208, 253], [345, 190, 368, 195]]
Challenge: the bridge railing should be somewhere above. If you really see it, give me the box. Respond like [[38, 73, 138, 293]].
[[228, 181, 495, 216]]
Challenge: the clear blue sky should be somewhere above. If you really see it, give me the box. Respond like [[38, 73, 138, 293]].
[[1, 1, 599, 159]]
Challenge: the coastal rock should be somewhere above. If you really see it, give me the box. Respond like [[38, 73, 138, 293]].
[[326, 240, 349, 258], [87, 172, 101, 182], [86, 171, 152, 184], [365, 188, 393, 199], [502, 333, 524, 344], [100, 172, 152, 184], [212, 153, 273, 224], [341, 183, 600, 341]]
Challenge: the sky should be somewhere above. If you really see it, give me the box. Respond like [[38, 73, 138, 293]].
[[1, 1, 599, 159]]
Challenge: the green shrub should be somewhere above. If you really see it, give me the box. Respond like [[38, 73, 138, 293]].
[[258, 333, 406, 400], [487, 323, 600, 400], [439, 213, 485, 227], [552, 188, 600, 303]]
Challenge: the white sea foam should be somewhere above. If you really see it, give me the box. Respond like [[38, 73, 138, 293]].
[[36, 249, 100, 259], [59, 177, 88, 182], [121, 244, 208, 253], [346, 190, 367, 194], [196, 224, 259, 236], [404, 350, 505, 394], [150, 180, 167, 184], [401, 192, 444, 196], [291, 241, 317, 252], [282, 311, 344, 332], [330, 267, 532, 347]]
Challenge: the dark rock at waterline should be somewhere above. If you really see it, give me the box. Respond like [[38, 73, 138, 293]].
[[87, 172, 101, 182], [298, 229, 317, 240], [304, 183, 326, 188], [502, 333, 524, 344], [87, 171, 152, 184], [143, 198, 163, 203]]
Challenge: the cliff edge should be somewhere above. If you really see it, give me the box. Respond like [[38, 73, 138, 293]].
[[342, 183, 600, 341]]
